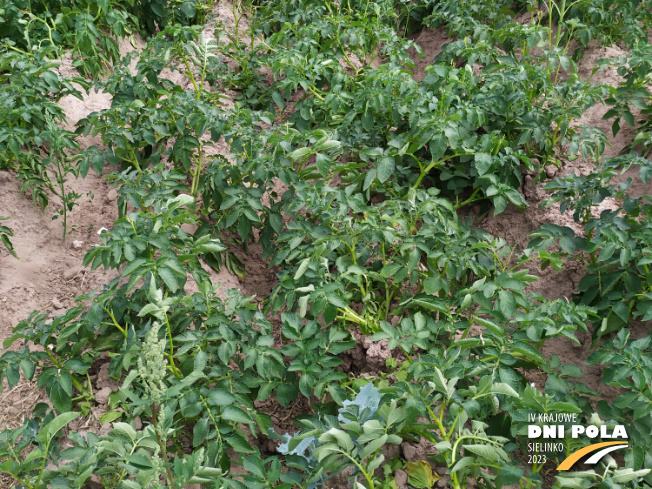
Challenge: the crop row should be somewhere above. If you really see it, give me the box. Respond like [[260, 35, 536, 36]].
[[0, 0, 651, 488]]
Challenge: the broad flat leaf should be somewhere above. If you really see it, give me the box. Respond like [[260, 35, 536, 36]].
[[207, 390, 234, 407], [490, 383, 519, 397], [319, 428, 354, 453], [317, 140, 340, 151], [338, 382, 381, 423], [221, 406, 251, 424], [474, 153, 493, 176], [20, 358, 35, 380], [377, 156, 395, 183], [424, 277, 448, 295], [49, 381, 72, 413], [497, 464, 524, 486], [430, 134, 447, 161], [406, 460, 441, 488], [498, 290, 515, 317], [475, 317, 503, 335], [39, 412, 80, 444], [380, 262, 402, 278], [166, 194, 194, 212], [277, 383, 299, 407], [463, 443, 508, 462], [243, 455, 266, 479], [325, 293, 346, 307], [611, 469, 652, 483], [277, 434, 316, 460], [361, 434, 388, 459], [226, 434, 255, 453], [289, 147, 312, 160], [294, 258, 310, 280], [560, 364, 584, 378], [157, 266, 180, 292]]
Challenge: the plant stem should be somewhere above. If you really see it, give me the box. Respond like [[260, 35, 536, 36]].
[[413, 153, 473, 189], [162, 309, 182, 378], [151, 404, 178, 489]]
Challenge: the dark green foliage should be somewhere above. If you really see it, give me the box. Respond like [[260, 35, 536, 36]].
[[0, 217, 17, 258], [1, 0, 652, 488], [534, 154, 652, 339]]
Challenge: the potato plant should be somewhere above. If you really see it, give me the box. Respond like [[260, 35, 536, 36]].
[[1, 0, 652, 488], [0, 217, 17, 258]]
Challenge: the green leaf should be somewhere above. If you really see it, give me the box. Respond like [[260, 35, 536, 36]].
[[498, 290, 515, 317], [244, 455, 266, 479], [226, 434, 255, 453], [475, 317, 504, 335], [490, 383, 519, 397], [430, 134, 447, 161], [377, 156, 395, 183], [49, 381, 73, 413], [424, 277, 448, 295], [611, 469, 651, 483], [119, 480, 142, 489], [326, 293, 346, 307], [319, 428, 354, 453], [19, 358, 35, 380], [548, 401, 582, 413], [62, 359, 90, 373], [127, 454, 153, 470], [207, 390, 235, 407], [361, 434, 388, 459], [401, 294, 447, 313], [474, 153, 493, 176], [316, 140, 341, 151], [221, 405, 252, 424], [271, 91, 284, 109], [193, 417, 209, 447], [560, 364, 584, 378], [294, 258, 310, 280], [289, 147, 312, 160], [380, 262, 402, 278], [511, 343, 546, 364], [100, 411, 123, 425], [497, 464, 524, 486], [277, 382, 299, 407], [39, 412, 80, 444], [157, 266, 179, 292], [463, 443, 508, 462], [431, 367, 453, 398], [166, 194, 194, 212]]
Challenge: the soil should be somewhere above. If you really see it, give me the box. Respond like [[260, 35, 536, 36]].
[[1, 6, 651, 489]]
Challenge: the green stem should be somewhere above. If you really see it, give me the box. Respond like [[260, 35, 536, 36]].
[[5, 44, 30, 55], [191, 146, 204, 195], [2, 473, 32, 489], [454, 187, 482, 209], [307, 85, 326, 101], [33, 436, 54, 489], [182, 55, 201, 96], [102, 306, 128, 338], [413, 153, 473, 189], [152, 404, 178, 489], [162, 309, 182, 378], [450, 435, 502, 468], [55, 157, 67, 241], [339, 451, 375, 489], [426, 404, 447, 439]]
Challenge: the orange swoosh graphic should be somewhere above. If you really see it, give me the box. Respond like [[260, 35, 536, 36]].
[[557, 441, 628, 471]]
